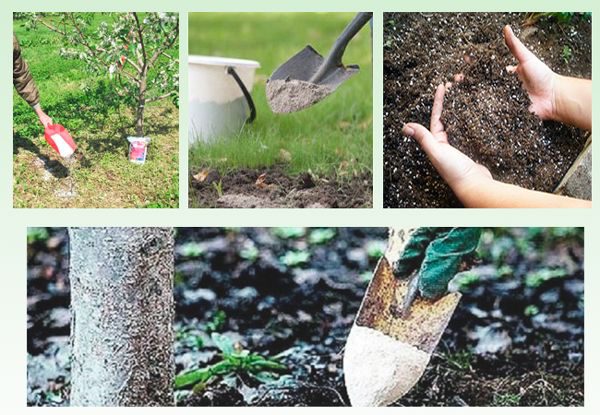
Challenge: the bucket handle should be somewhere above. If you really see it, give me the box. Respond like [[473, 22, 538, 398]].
[[227, 66, 256, 124]]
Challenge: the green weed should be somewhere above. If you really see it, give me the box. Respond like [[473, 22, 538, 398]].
[[240, 245, 260, 262], [175, 333, 286, 390]]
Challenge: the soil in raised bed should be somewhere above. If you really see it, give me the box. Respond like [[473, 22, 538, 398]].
[[189, 166, 372, 208], [28, 228, 583, 407], [383, 13, 591, 207]]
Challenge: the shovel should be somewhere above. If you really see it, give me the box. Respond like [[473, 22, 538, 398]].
[[343, 228, 461, 407], [266, 12, 372, 113]]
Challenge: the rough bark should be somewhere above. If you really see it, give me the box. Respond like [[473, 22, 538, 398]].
[[68, 227, 175, 406]]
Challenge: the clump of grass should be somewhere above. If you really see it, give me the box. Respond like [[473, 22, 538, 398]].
[[175, 333, 286, 391], [445, 350, 473, 371], [493, 393, 522, 406], [212, 180, 224, 198]]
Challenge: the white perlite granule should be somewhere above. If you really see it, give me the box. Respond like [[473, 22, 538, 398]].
[[266, 79, 334, 113], [344, 325, 430, 407]]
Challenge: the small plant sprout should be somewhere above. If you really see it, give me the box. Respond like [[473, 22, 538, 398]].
[[562, 45, 572, 64], [27, 227, 50, 244], [240, 244, 260, 262], [272, 227, 306, 239], [366, 240, 387, 259], [525, 268, 568, 288], [453, 271, 480, 291], [175, 333, 286, 390], [280, 250, 311, 267], [309, 228, 336, 245], [445, 350, 473, 371], [177, 242, 204, 258], [212, 180, 224, 198], [524, 304, 540, 317], [205, 310, 227, 334]]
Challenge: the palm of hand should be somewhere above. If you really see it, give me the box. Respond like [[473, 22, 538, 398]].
[[515, 58, 556, 120]]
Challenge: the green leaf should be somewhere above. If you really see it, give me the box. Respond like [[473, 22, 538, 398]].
[[211, 332, 235, 356], [175, 367, 212, 389]]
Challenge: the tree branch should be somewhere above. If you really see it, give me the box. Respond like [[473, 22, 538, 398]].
[[147, 18, 179, 68], [132, 13, 147, 68], [146, 91, 176, 103]]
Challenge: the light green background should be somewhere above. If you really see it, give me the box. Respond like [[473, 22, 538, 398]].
[[1, 0, 597, 410]]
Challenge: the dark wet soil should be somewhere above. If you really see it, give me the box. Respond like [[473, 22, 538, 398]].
[[28, 228, 583, 406], [383, 13, 591, 207], [189, 166, 372, 208]]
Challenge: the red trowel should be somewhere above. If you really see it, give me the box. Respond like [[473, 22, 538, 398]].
[[44, 124, 77, 158], [343, 228, 461, 406]]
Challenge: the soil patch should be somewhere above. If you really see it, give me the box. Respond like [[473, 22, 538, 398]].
[[28, 228, 583, 406], [383, 13, 591, 207], [190, 166, 372, 208]]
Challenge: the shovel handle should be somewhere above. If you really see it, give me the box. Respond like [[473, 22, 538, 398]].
[[309, 12, 372, 84]]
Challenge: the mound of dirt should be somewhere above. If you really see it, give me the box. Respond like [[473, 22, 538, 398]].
[[189, 166, 372, 208], [383, 13, 591, 207]]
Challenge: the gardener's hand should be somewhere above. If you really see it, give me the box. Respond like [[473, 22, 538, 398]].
[[402, 84, 493, 195], [34, 105, 53, 128], [503, 25, 557, 120], [394, 227, 482, 299], [504, 25, 591, 130]]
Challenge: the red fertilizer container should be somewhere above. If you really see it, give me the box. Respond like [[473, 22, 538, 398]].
[[44, 124, 77, 158]]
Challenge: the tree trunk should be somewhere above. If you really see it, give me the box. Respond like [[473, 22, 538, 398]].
[[135, 75, 147, 136], [68, 227, 175, 406]]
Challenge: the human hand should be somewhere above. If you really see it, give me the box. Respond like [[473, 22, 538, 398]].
[[394, 227, 482, 300], [34, 106, 53, 128], [503, 25, 557, 120], [402, 84, 492, 193]]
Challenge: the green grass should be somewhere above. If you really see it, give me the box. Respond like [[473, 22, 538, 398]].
[[188, 13, 372, 177], [13, 13, 179, 208]]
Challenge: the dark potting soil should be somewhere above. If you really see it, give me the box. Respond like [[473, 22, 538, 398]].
[[189, 166, 372, 208], [27, 228, 583, 406], [383, 13, 591, 207]]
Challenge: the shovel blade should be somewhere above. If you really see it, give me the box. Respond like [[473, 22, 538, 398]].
[[343, 257, 460, 406], [355, 256, 461, 354], [266, 45, 359, 113]]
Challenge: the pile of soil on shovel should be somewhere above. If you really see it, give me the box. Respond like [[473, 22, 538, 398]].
[[189, 166, 372, 208], [28, 228, 583, 406], [383, 13, 591, 207]]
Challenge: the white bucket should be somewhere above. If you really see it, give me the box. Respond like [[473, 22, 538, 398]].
[[188, 55, 260, 144]]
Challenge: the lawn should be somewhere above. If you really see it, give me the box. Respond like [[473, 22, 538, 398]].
[[13, 13, 179, 208], [188, 12, 373, 177]]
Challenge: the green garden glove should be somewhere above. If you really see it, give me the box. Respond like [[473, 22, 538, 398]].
[[394, 227, 482, 299]]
